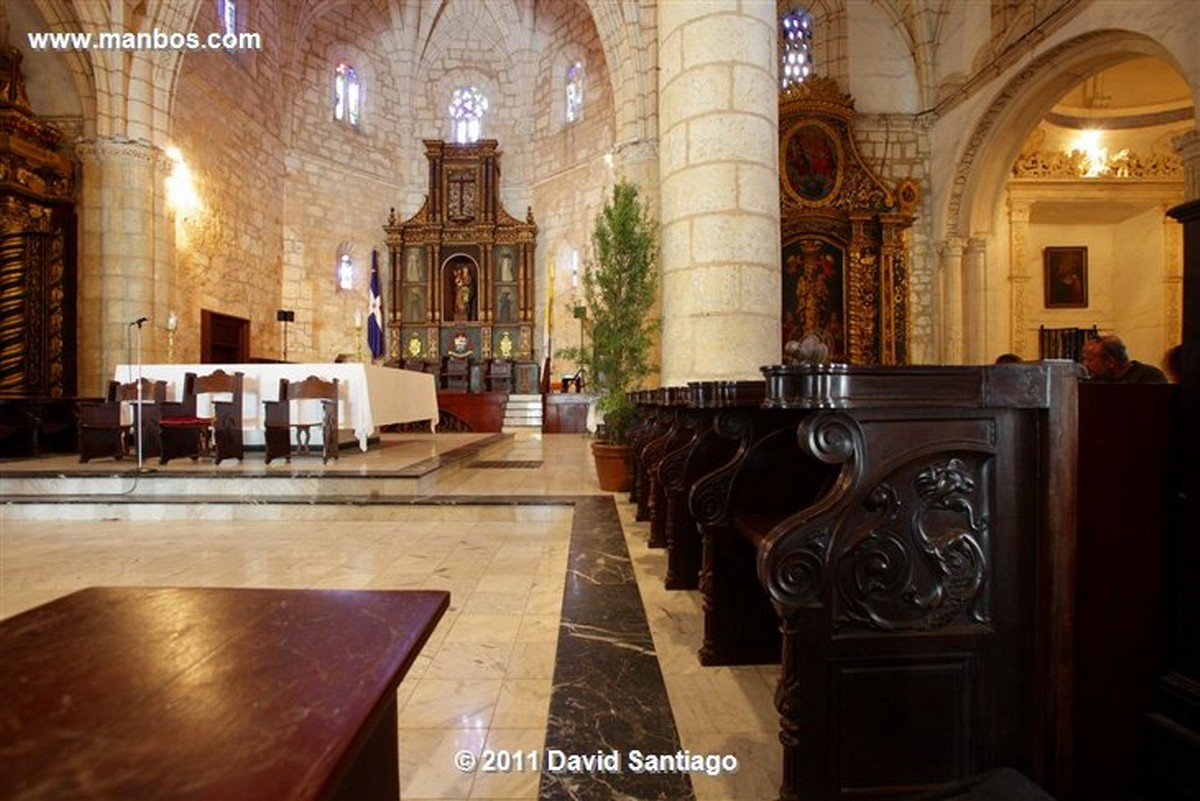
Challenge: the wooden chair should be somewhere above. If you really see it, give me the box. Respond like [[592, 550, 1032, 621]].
[[263, 375, 340, 464], [157, 370, 244, 464], [441, 356, 469, 392], [485, 359, 512, 392], [77, 378, 166, 462]]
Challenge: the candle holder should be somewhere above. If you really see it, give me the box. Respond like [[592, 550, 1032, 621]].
[[166, 310, 178, 362]]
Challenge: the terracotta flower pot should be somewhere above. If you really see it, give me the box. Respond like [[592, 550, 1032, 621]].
[[591, 441, 633, 492]]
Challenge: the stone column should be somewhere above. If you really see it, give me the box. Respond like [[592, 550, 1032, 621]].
[[657, 1, 780, 383], [963, 237, 988, 364], [938, 236, 965, 364], [76, 137, 169, 394]]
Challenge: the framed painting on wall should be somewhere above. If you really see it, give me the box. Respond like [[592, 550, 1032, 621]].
[[1044, 246, 1088, 308]]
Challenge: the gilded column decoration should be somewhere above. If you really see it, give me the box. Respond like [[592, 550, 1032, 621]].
[[1163, 200, 1183, 343], [0, 41, 75, 398], [0, 223, 26, 393], [1008, 197, 1032, 359]]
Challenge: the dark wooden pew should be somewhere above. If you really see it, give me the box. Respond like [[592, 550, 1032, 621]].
[[628, 390, 667, 518], [743, 361, 1161, 801], [645, 387, 694, 548], [683, 363, 1176, 800], [631, 389, 676, 523], [684, 379, 837, 666]]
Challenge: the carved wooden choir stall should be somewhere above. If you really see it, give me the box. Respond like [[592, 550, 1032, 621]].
[[383, 140, 539, 398], [0, 41, 80, 456]]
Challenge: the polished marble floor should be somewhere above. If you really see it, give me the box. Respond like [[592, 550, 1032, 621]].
[[0, 432, 780, 800]]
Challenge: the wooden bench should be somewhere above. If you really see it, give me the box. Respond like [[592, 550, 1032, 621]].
[[0, 586, 449, 801]]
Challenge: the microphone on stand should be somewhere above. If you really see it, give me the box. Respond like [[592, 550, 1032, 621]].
[[131, 317, 148, 327]]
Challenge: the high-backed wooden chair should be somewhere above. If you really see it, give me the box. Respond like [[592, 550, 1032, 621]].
[[441, 357, 469, 392], [263, 375, 340, 464], [157, 370, 244, 464], [77, 378, 166, 462], [485, 359, 512, 392]]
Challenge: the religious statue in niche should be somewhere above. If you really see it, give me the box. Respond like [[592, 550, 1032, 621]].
[[446, 260, 477, 322], [405, 286, 424, 322], [498, 249, 515, 283], [782, 237, 845, 357], [405, 248, 423, 281], [497, 288, 514, 323]]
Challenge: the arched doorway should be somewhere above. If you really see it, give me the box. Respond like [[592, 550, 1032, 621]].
[[946, 31, 1192, 364]]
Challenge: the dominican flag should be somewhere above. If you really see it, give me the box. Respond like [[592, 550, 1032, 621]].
[[367, 249, 385, 360]]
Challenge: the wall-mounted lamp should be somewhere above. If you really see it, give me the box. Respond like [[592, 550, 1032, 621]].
[[165, 145, 200, 218]]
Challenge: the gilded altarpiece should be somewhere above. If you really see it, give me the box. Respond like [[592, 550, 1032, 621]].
[[0, 43, 76, 398], [383, 140, 536, 368], [780, 78, 918, 364]]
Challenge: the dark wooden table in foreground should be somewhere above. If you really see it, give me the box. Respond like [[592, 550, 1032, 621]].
[[0, 586, 450, 801]]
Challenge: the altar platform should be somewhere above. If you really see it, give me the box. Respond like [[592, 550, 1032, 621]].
[[0, 432, 511, 516]]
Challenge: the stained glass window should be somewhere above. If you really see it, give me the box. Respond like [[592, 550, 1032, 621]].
[[449, 86, 488, 144], [338, 254, 354, 290], [335, 62, 361, 126], [780, 10, 814, 89], [222, 0, 236, 37], [566, 61, 584, 123]]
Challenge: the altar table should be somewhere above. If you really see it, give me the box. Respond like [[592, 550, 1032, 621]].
[[0, 586, 450, 801], [114, 363, 439, 450]]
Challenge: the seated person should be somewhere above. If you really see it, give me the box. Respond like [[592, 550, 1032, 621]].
[[994, 353, 1023, 364], [1165, 343, 1182, 383], [1081, 334, 1168, 383]]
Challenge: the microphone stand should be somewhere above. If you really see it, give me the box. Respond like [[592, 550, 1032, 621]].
[[128, 318, 149, 473]]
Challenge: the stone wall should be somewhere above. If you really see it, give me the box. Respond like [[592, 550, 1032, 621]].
[[855, 114, 936, 363], [169, 0, 287, 362]]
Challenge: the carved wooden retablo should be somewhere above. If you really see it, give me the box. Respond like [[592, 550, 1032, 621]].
[[383, 140, 536, 366], [779, 77, 918, 365]]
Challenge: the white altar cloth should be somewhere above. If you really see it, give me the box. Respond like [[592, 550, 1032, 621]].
[[114, 363, 438, 450]]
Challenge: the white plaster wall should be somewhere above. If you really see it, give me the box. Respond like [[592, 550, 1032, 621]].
[[1025, 209, 1167, 365], [845, 2, 921, 114]]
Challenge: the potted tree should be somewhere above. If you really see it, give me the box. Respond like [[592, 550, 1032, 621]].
[[557, 179, 659, 491]]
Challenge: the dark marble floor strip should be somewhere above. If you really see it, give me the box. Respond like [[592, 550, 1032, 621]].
[[539, 495, 694, 801]]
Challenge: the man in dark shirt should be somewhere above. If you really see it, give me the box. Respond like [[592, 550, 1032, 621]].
[[1081, 334, 1168, 383]]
